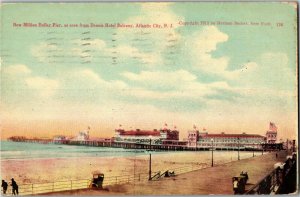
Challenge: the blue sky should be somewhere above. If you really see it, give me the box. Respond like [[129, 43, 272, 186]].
[[1, 2, 297, 140]]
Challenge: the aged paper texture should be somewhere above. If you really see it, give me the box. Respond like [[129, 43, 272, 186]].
[[0, 1, 298, 196]]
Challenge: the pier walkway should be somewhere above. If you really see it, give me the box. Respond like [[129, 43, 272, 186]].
[[42, 151, 289, 195]]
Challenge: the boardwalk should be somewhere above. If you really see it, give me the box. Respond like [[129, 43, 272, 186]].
[[42, 151, 288, 195]]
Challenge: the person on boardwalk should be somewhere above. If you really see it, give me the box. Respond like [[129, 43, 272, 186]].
[[1, 180, 8, 194], [233, 177, 239, 194], [11, 178, 18, 195]]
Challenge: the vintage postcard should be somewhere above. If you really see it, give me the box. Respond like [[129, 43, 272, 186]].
[[0, 1, 298, 196]]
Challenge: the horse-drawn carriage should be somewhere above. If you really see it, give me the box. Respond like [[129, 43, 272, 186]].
[[89, 171, 104, 189]]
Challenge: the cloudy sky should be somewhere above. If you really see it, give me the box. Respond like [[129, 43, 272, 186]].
[[1, 2, 297, 140]]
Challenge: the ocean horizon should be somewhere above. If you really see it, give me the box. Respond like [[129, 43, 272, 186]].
[[0, 141, 154, 160]]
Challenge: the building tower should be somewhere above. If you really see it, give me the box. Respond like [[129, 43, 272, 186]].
[[187, 125, 199, 147], [266, 122, 277, 144]]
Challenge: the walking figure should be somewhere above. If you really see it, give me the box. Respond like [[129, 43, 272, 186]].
[[276, 153, 278, 158], [1, 180, 8, 194], [232, 177, 239, 194], [11, 178, 18, 195]]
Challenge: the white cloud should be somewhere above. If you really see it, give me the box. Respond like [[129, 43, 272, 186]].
[[188, 26, 242, 79], [62, 68, 227, 101], [4, 64, 32, 75], [71, 39, 162, 66], [103, 44, 163, 66], [193, 26, 229, 53], [122, 69, 196, 83], [70, 68, 127, 90], [122, 69, 232, 100], [260, 52, 294, 82], [87, 39, 106, 49], [25, 76, 59, 97], [74, 69, 102, 83], [235, 52, 295, 91], [131, 3, 182, 28], [72, 39, 106, 55], [31, 42, 59, 63]]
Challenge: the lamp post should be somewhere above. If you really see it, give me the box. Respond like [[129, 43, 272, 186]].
[[253, 143, 255, 157], [238, 137, 240, 160], [211, 138, 214, 167], [148, 137, 152, 181]]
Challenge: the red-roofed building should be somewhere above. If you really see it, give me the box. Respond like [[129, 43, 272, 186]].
[[187, 131, 265, 149], [114, 128, 179, 144]]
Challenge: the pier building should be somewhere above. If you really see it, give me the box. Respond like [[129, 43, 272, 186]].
[[196, 132, 265, 149], [9, 122, 284, 151], [53, 135, 67, 141], [187, 130, 199, 147], [114, 128, 179, 144], [187, 122, 281, 150]]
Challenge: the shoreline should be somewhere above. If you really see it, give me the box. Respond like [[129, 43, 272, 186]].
[[1, 150, 262, 161], [1, 141, 265, 162], [1, 150, 261, 185]]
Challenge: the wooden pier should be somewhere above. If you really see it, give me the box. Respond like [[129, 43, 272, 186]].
[[7, 137, 267, 152]]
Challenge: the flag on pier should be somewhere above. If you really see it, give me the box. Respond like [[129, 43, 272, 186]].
[[269, 122, 277, 132]]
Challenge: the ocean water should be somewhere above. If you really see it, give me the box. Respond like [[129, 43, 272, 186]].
[[0, 141, 259, 161], [1, 141, 261, 186], [0, 141, 150, 160]]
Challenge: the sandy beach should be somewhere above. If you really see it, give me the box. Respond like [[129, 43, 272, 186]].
[[1, 150, 257, 185], [42, 151, 287, 196]]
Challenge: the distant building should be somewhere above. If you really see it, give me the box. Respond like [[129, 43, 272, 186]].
[[71, 130, 89, 141], [187, 130, 199, 147], [114, 128, 179, 144], [186, 126, 265, 149], [197, 132, 265, 149], [266, 122, 277, 144], [53, 135, 70, 144], [286, 139, 296, 152], [160, 128, 179, 140], [53, 135, 67, 141], [7, 136, 27, 142]]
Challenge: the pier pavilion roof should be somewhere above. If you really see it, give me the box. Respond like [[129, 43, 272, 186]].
[[118, 129, 161, 136], [201, 133, 264, 138]]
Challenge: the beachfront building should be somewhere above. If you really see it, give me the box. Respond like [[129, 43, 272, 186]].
[[195, 132, 265, 150], [114, 128, 179, 145]]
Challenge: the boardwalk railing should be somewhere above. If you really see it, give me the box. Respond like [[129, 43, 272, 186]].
[[4, 164, 202, 196], [245, 154, 297, 195]]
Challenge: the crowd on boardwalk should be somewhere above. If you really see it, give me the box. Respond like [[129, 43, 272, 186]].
[[1, 178, 18, 195]]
